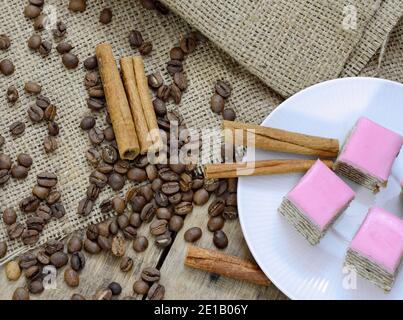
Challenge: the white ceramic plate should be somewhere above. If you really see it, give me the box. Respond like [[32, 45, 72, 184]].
[[238, 77, 403, 300]]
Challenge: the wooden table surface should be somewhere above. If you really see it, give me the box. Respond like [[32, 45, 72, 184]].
[[0, 198, 288, 300]]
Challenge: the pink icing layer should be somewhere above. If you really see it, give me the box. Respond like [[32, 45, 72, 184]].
[[350, 207, 403, 273], [338, 117, 403, 181], [287, 160, 355, 230]]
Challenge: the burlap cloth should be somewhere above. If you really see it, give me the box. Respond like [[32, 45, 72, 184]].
[[0, 0, 402, 263]]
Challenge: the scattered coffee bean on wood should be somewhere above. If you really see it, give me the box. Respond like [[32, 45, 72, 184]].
[[12, 287, 29, 300], [108, 282, 122, 296], [213, 230, 229, 249], [133, 279, 149, 295], [120, 256, 133, 272], [64, 268, 80, 287], [148, 283, 165, 300], [184, 227, 202, 242]]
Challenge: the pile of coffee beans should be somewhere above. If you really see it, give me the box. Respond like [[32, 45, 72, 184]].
[[210, 80, 236, 121], [0, 153, 33, 186], [0, 34, 15, 76]]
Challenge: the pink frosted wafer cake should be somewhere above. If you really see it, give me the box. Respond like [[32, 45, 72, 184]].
[[334, 117, 403, 193], [278, 160, 355, 245], [345, 207, 403, 291]]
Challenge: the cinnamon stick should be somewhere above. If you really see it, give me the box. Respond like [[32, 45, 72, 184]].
[[120, 57, 151, 154], [223, 120, 339, 158], [185, 246, 271, 287], [132, 56, 163, 152], [204, 159, 333, 179], [96, 43, 140, 160]]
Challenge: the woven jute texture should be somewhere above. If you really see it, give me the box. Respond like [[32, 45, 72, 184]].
[[161, 0, 397, 97], [0, 0, 281, 263]]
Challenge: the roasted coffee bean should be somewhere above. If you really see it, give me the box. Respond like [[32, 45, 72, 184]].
[[213, 230, 228, 249], [6, 85, 19, 103], [166, 59, 183, 75], [150, 219, 168, 236], [0, 154, 11, 169], [103, 126, 114, 141], [216, 180, 228, 196], [133, 154, 149, 168], [56, 41, 73, 54], [44, 105, 56, 121], [139, 41, 153, 55], [123, 226, 137, 240], [139, 203, 156, 223], [153, 98, 167, 116], [43, 135, 58, 153], [97, 235, 112, 251], [141, 267, 160, 283], [85, 148, 100, 167], [193, 188, 209, 205], [84, 71, 100, 88], [155, 231, 172, 248], [226, 193, 237, 206], [156, 207, 172, 220], [148, 72, 163, 89], [159, 168, 179, 182], [223, 206, 238, 220], [140, 0, 156, 9], [62, 52, 79, 69], [10, 121, 25, 136], [64, 268, 80, 287], [84, 238, 101, 254], [112, 161, 128, 175], [208, 199, 225, 216], [32, 185, 49, 200], [210, 93, 225, 114], [80, 116, 96, 131], [129, 30, 143, 47], [0, 34, 10, 50], [127, 167, 147, 182], [129, 213, 142, 228], [12, 287, 29, 300], [22, 229, 39, 245], [227, 178, 238, 193], [174, 202, 193, 215], [192, 178, 205, 190], [154, 0, 169, 13], [69, 0, 86, 12], [30, 0, 44, 6], [180, 35, 197, 53], [37, 171, 57, 188], [89, 170, 107, 188], [25, 81, 42, 94], [133, 236, 148, 253], [25, 4, 42, 18], [156, 85, 171, 102], [144, 165, 157, 182], [97, 162, 113, 174], [86, 184, 100, 201], [170, 84, 182, 104], [109, 220, 119, 235], [53, 21, 67, 38], [223, 108, 236, 121], [33, 13, 46, 29], [19, 252, 37, 269], [0, 59, 15, 75], [51, 202, 66, 219], [20, 196, 40, 213], [28, 280, 44, 294], [161, 181, 180, 195], [70, 293, 86, 300], [148, 283, 165, 300], [3, 208, 17, 225], [36, 250, 50, 265], [173, 72, 188, 91], [101, 145, 118, 164], [67, 236, 83, 253], [45, 240, 64, 255], [215, 80, 232, 98], [36, 203, 51, 222], [184, 227, 202, 242], [0, 241, 7, 259], [11, 165, 28, 179], [77, 197, 93, 216], [26, 216, 45, 232], [204, 180, 219, 192], [88, 85, 104, 98], [208, 216, 225, 232], [99, 199, 112, 213], [139, 185, 153, 202], [35, 96, 50, 110], [93, 288, 113, 300], [151, 178, 163, 191], [25, 265, 41, 280], [117, 214, 129, 230], [111, 196, 125, 214], [38, 40, 52, 57], [69, 252, 85, 272], [17, 153, 33, 168], [28, 34, 42, 50], [169, 46, 184, 60], [0, 169, 10, 185], [168, 193, 182, 204], [133, 279, 149, 295], [108, 282, 122, 296], [120, 256, 133, 272], [0, 135, 4, 148], [130, 195, 147, 212], [111, 234, 126, 257], [47, 121, 60, 136], [83, 56, 98, 70], [7, 223, 23, 240], [153, 191, 168, 207], [86, 224, 98, 240], [88, 127, 104, 145]]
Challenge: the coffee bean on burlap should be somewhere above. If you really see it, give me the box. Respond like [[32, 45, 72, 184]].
[[27, 34, 42, 50], [86, 184, 100, 201], [170, 84, 182, 104], [129, 30, 143, 47], [0, 34, 11, 50], [84, 71, 100, 88], [112, 196, 125, 214], [0, 135, 4, 149], [0, 154, 11, 169], [210, 93, 225, 114], [17, 153, 33, 167], [36, 95, 50, 109], [180, 36, 197, 54], [215, 80, 232, 98], [156, 85, 171, 102], [148, 72, 163, 89], [44, 104, 57, 121], [84, 56, 98, 70], [53, 21, 67, 39], [7, 223, 24, 240], [166, 59, 183, 75], [0, 169, 10, 185], [6, 85, 19, 103], [62, 53, 79, 69], [139, 41, 153, 55], [89, 170, 107, 188], [99, 8, 113, 24], [50, 202, 66, 219], [69, 0, 86, 12], [20, 196, 40, 213], [26, 216, 45, 232], [47, 121, 60, 136], [33, 14, 46, 30], [56, 42, 73, 54], [28, 104, 44, 122], [223, 108, 236, 121], [77, 197, 93, 216], [19, 252, 37, 269], [170, 47, 184, 60], [38, 40, 52, 57], [80, 116, 95, 130], [88, 127, 104, 145], [0, 241, 7, 259], [36, 203, 52, 222], [0, 59, 15, 75], [173, 72, 188, 91], [11, 165, 29, 179], [22, 229, 40, 245], [44, 240, 64, 255], [3, 208, 17, 225], [9, 121, 25, 136], [25, 81, 41, 94], [37, 171, 57, 188], [109, 220, 119, 235]]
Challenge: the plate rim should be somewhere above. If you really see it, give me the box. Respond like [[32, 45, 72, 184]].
[[238, 76, 403, 300]]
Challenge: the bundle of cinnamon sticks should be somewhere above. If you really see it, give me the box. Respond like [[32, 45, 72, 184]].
[[96, 43, 162, 160]]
